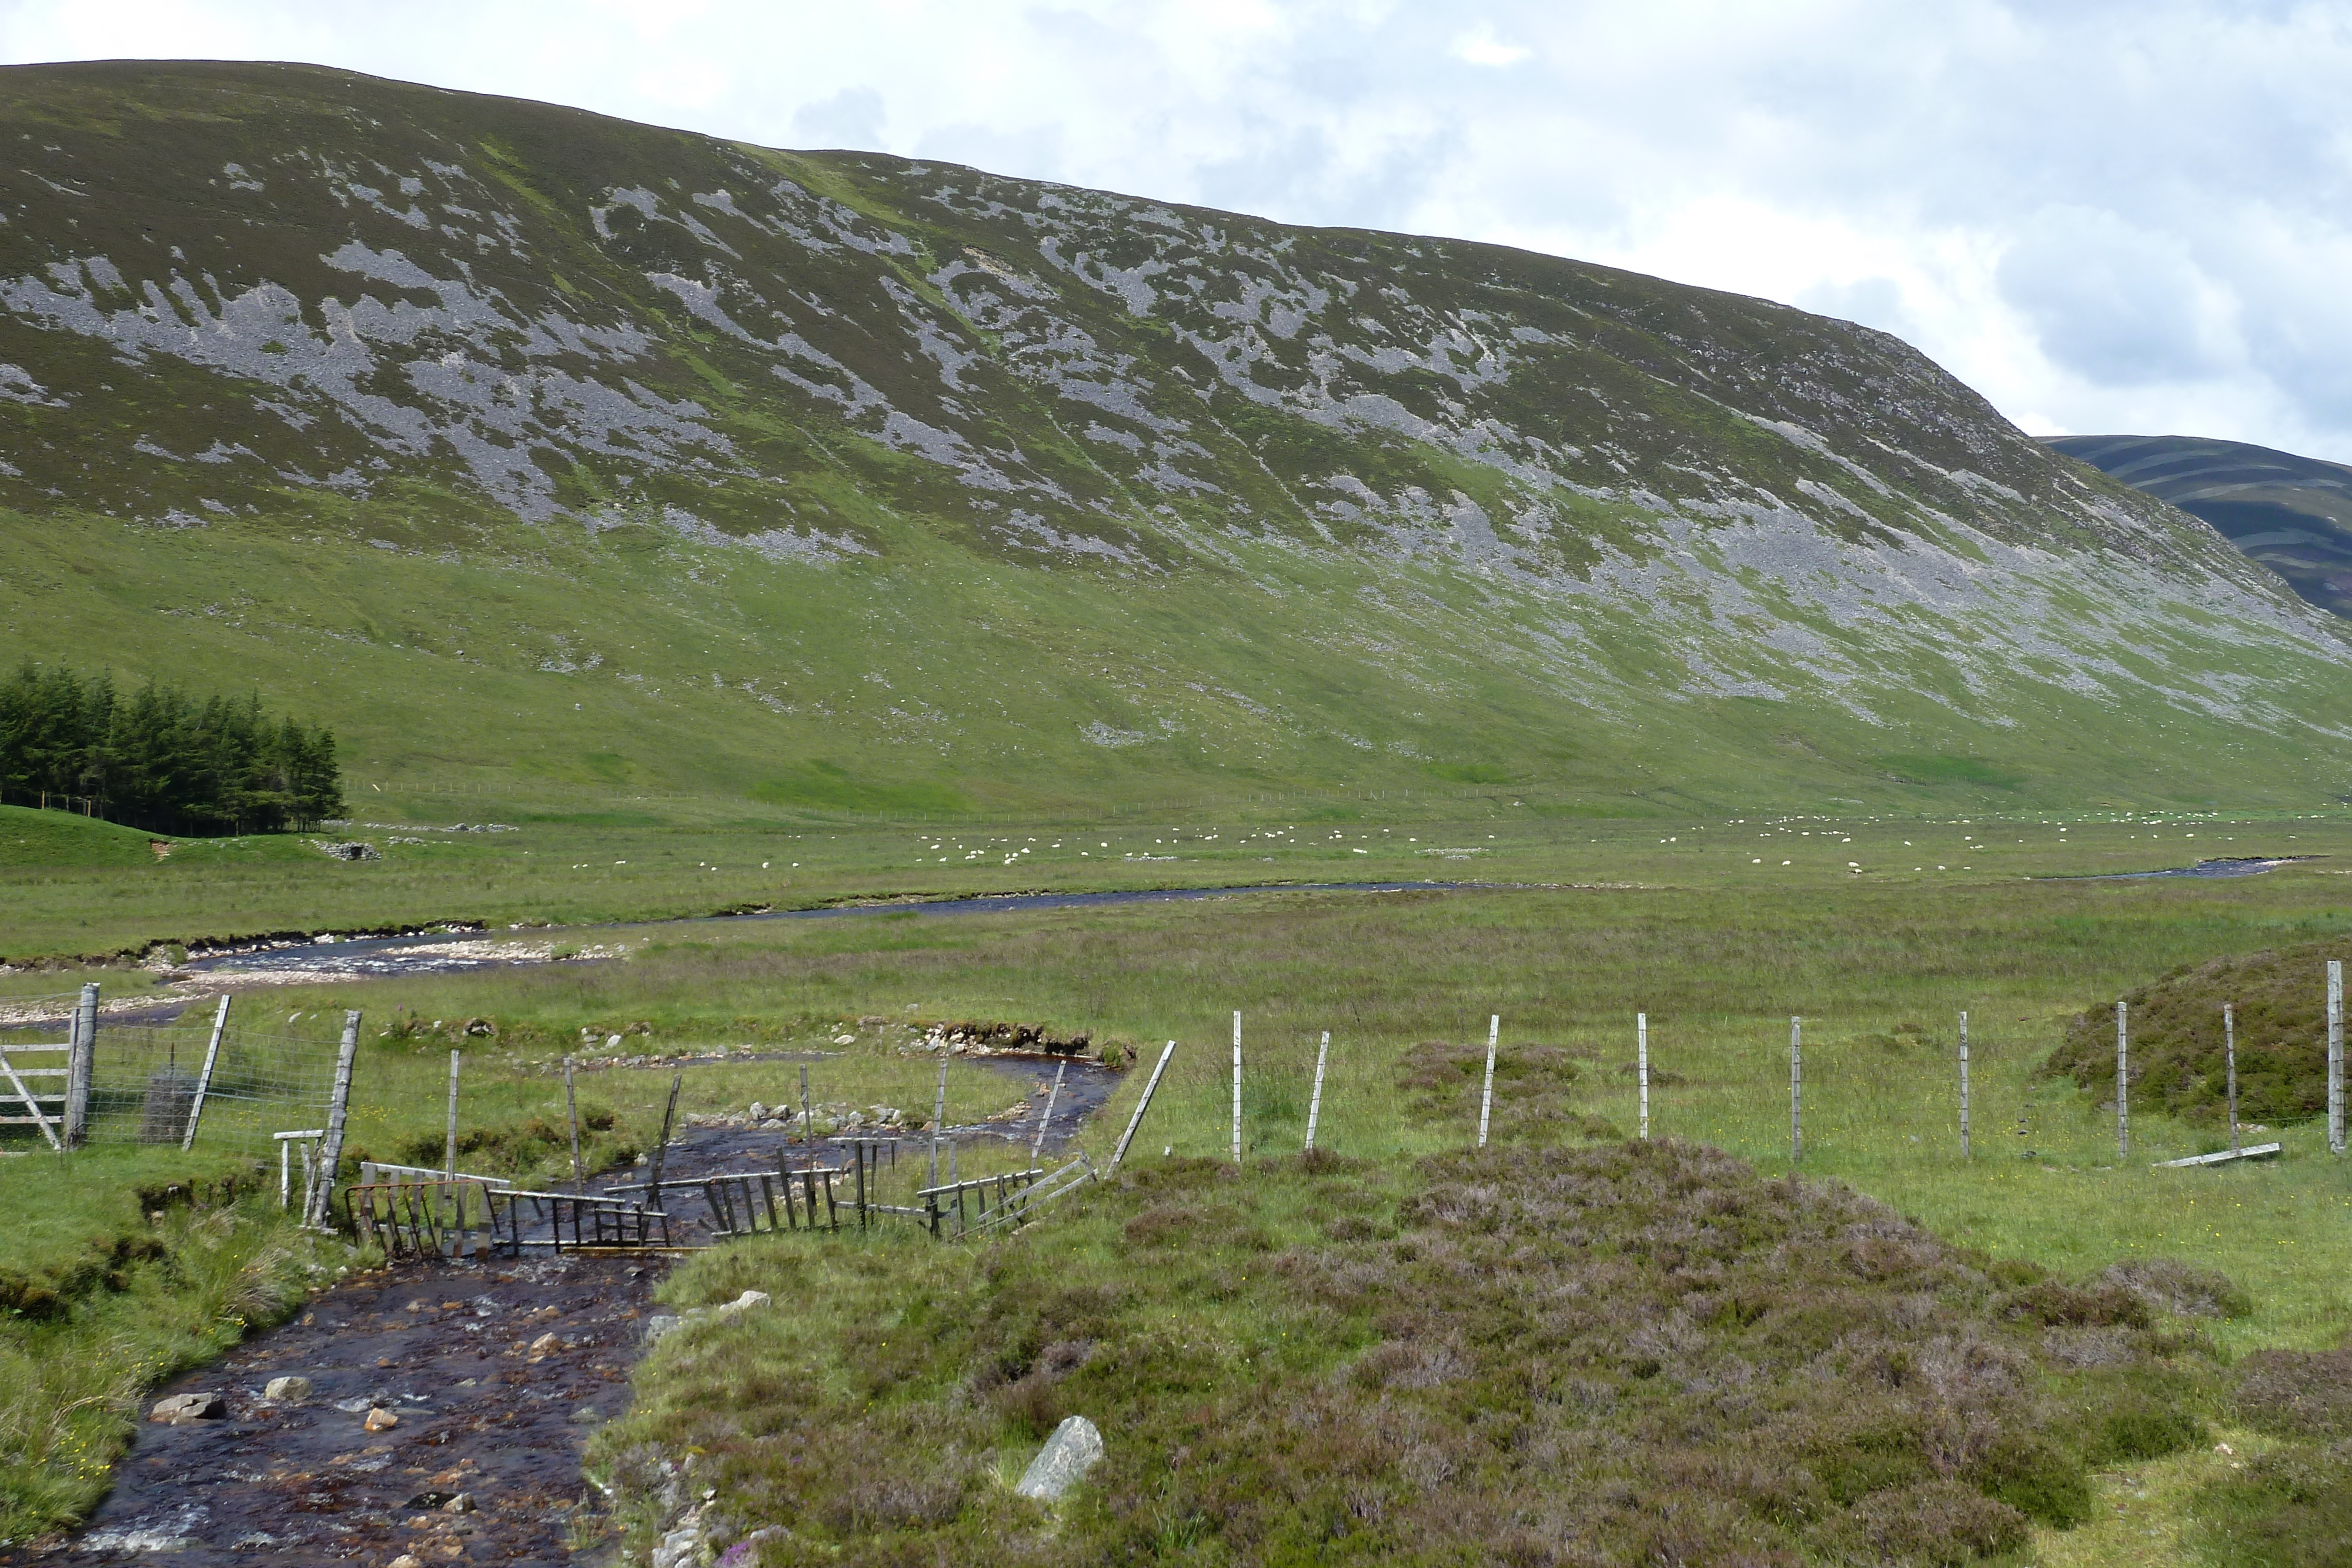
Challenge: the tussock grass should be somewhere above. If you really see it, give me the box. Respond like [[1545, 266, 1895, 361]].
[[0, 1182, 322, 1546]]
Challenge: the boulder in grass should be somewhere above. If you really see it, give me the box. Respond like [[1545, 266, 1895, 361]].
[[1014, 1414, 1104, 1502], [149, 1391, 225, 1423]]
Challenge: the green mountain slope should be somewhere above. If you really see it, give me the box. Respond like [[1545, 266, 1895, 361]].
[[2044, 433, 2352, 620], [2, 59, 2348, 817]]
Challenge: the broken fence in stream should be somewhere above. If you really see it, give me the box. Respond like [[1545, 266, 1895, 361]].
[[4, 985, 1181, 1263], [346, 1178, 678, 1258], [350, 1148, 1109, 1262], [352, 1046, 1178, 1263]]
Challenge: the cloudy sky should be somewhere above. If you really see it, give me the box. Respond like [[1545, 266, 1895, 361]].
[[6, 0, 2350, 460]]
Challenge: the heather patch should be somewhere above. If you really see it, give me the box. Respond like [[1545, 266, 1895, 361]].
[[600, 1139, 2224, 1565], [2045, 938, 2352, 1125]]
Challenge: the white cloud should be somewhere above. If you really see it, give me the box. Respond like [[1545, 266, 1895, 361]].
[[1451, 26, 1531, 67], [5, 1, 2352, 459]]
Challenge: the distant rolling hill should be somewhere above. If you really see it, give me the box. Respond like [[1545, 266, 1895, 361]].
[[2045, 434, 2352, 621], [2, 60, 2350, 818]]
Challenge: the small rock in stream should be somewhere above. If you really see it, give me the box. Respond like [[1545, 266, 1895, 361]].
[[148, 1392, 225, 1423], [363, 1407, 399, 1431], [263, 1375, 312, 1403]]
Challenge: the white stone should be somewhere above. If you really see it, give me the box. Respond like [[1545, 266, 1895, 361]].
[[1015, 1415, 1104, 1502], [263, 1376, 312, 1403]]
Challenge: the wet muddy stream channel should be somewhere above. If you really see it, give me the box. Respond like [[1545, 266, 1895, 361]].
[[12, 1052, 1114, 1565]]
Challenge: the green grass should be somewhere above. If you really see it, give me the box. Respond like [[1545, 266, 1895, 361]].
[[10, 64, 2349, 839], [12, 810, 2352, 1557], [0, 1151, 331, 1544], [7, 800, 2350, 962]]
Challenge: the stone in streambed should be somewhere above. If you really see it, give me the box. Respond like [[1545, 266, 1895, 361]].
[[263, 1376, 312, 1403], [149, 1391, 225, 1423]]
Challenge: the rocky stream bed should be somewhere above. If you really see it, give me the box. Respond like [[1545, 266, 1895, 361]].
[[7, 1054, 1115, 1565]]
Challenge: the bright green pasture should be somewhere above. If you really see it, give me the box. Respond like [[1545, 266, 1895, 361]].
[[6, 798, 2347, 965], [132, 824, 2352, 1353], [9, 808, 2352, 1558]]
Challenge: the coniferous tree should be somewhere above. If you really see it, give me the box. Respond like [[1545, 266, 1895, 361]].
[[0, 661, 344, 834]]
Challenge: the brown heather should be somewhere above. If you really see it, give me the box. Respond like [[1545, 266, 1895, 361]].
[[607, 1139, 2226, 1566], [2046, 937, 2352, 1126]]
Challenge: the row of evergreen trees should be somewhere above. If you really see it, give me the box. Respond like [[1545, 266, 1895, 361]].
[[0, 662, 343, 835]]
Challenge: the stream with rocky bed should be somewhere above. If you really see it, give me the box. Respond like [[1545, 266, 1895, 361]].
[[6, 1053, 1115, 1566]]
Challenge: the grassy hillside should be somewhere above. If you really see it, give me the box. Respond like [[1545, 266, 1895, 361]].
[[0, 62, 2347, 818]]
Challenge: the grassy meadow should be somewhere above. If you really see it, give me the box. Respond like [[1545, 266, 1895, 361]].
[[6, 803, 2352, 1558]]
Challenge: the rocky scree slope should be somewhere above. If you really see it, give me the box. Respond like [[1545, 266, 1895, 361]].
[[1, 60, 2347, 812]]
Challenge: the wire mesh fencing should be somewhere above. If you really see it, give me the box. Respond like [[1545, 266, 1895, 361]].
[[81, 1003, 343, 1159]]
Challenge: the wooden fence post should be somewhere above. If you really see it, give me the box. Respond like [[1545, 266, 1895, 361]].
[[1636, 1013, 1649, 1141], [2330, 961, 2344, 1155], [1111, 1042, 1175, 1172], [445, 1049, 462, 1177], [1789, 1017, 1802, 1164], [181, 995, 232, 1152], [64, 982, 97, 1147], [2116, 1000, 2129, 1159], [1305, 1032, 1329, 1152], [2224, 1002, 2240, 1156], [563, 1056, 584, 1189], [1476, 1014, 1499, 1148], [304, 1011, 362, 1228], [1231, 1011, 1242, 1165], [646, 1073, 682, 1214], [1957, 1010, 1970, 1160], [1030, 1061, 1065, 1166], [928, 1057, 948, 1187]]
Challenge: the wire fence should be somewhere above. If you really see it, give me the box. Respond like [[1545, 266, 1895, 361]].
[[80, 1006, 343, 1158], [0, 994, 346, 1160]]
